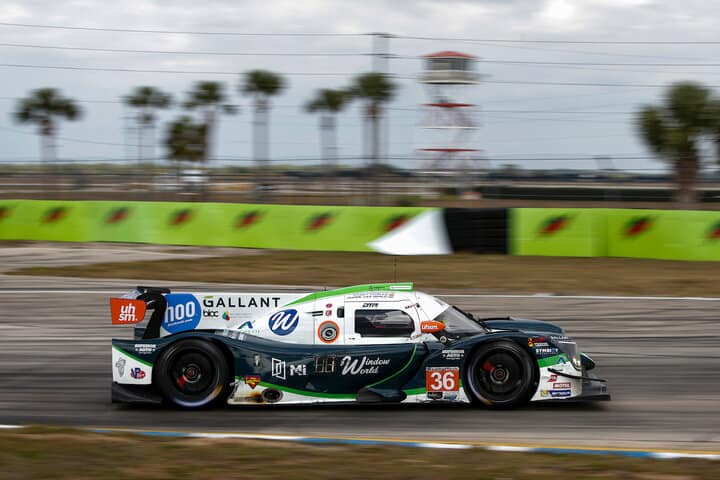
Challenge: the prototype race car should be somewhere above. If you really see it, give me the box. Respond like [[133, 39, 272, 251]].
[[110, 283, 609, 409]]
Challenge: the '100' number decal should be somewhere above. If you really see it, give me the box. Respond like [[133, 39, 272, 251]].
[[163, 294, 202, 334], [268, 309, 299, 336]]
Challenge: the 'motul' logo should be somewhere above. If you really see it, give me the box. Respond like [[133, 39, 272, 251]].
[[268, 309, 300, 336]]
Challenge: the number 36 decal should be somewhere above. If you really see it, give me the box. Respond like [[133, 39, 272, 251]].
[[425, 367, 460, 392]]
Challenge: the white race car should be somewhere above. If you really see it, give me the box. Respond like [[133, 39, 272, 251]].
[[110, 283, 609, 409]]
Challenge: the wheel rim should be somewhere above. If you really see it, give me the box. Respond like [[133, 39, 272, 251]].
[[468, 348, 528, 403], [168, 350, 217, 399]]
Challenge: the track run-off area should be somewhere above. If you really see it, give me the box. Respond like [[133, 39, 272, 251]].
[[0, 246, 718, 453]]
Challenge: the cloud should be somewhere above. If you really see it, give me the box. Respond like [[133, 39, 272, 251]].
[[1, 0, 719, 172]]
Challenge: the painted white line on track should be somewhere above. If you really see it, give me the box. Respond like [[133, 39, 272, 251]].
[[487, 445, 533, 452], [193, 433, 305, 441], [0, 425, 23, 429], [653, 452, 720, 460], [439, 294, 720, 301], [0, 290, 125, 294], [1, 289, 719, 302], [418, 442, 473, 449]]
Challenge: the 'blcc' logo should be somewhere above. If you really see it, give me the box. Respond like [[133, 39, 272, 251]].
[[268, 309, 300, 336]]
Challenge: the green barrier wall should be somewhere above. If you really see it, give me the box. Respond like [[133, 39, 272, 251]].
[[0, 200, 431, 252], [4, 200, 720, 261], [512, 208, 720, 261], [606, 209, 720, 261], [510, 208, 608, 257]]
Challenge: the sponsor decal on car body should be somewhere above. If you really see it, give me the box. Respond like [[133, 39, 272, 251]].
[[163, 294, 201, 334], [271, 358, 308, 379], [425, 367, 460, 396], [339, 356, 391, 375], [441, 349, 464, 360], [268, 309, 300, 336], [115, 358, 126, 377], [134, 344, 156, 354], [244, 375, 261, 389], [203, 296, 283, 309], [110, 298, 146, 325], [550, 389, 572, 398]]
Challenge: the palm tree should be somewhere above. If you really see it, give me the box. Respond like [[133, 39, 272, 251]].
[[637, 82, 720, 205], [165, 116, 209, 196], [13, 88, 82, 163], [123, 86, 172, 164], [348, 73, 397, 168], [183, 81, 237, 164], [305, 88, 348, 166], [165, 116, 207, 163], [241, 70, 287, 167]]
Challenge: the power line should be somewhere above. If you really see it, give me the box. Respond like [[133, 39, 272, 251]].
[[0, 22, 709, 62], [395, 34, 720, 45], [0, 125, 133, 147], [0, 63, 355, 76], [483, 79, 708, 88], [3, 22, 718, 45], [397, 55, 720, 68], [0, 43, 369, 57], [0, 44, 712, 77], [0, 97, 642, 115], [399, 74, 715, 88], [2, 63, 710, 87], [480, 59, 720, 67], [4, 42, 716, 69], [0, 22, 366, 37], [400, 39, 707, 62]]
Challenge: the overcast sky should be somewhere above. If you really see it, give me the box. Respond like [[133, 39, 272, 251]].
[[2, 0, 720, 172]]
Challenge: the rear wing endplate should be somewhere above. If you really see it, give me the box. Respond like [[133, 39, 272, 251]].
[[110, 286, 171, 339]]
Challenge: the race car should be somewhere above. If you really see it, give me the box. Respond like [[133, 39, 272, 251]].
[[110, 283, 609, 409]]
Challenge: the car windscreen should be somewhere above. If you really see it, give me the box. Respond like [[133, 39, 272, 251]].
[[432, 306, 485, 335]]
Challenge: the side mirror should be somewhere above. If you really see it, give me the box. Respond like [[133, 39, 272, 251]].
[[420, 320, 446, 334]]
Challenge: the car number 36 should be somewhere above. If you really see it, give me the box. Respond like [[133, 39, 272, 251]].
[[426, 367, 460, 392]]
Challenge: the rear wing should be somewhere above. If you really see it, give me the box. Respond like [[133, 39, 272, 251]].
[[110, 286, 308, 339]]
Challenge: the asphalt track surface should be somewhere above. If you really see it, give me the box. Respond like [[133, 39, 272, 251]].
[[0, 246, 719, 451]]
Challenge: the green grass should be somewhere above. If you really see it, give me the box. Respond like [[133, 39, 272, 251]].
[[0, 427, 717, 480], [9, 250, 720, 296]]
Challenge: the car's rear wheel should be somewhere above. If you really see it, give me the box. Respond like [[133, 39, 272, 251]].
[[154, 339, 230, 409], [465, 341, 536, 409]]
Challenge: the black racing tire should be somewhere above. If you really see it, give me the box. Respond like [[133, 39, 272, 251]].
[[464, 341, 537, 409], [154, 339, 231, 409]]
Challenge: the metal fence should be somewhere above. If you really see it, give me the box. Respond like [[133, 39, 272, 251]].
[[2, 161, 720, 208]]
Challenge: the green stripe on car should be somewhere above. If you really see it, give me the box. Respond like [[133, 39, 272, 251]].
[[283, 283, 414, 307]]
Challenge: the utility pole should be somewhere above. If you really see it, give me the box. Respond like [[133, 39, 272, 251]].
[[371, 32, 392, 166], [372, 32, 391, 73], [122, 104, 134, 163]]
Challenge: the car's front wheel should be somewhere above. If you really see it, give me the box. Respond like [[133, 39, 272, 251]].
[[154, 339, 230, 409], [465, 341, 537, 409]]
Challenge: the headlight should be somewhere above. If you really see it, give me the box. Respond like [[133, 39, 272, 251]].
[[555, 340, 582, 371]]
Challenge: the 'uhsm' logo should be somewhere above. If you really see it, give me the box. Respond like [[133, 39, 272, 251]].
[[268, 309, 300, 336]]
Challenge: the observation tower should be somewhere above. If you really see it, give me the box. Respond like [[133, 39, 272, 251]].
[[418, 51, 482, 174]]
